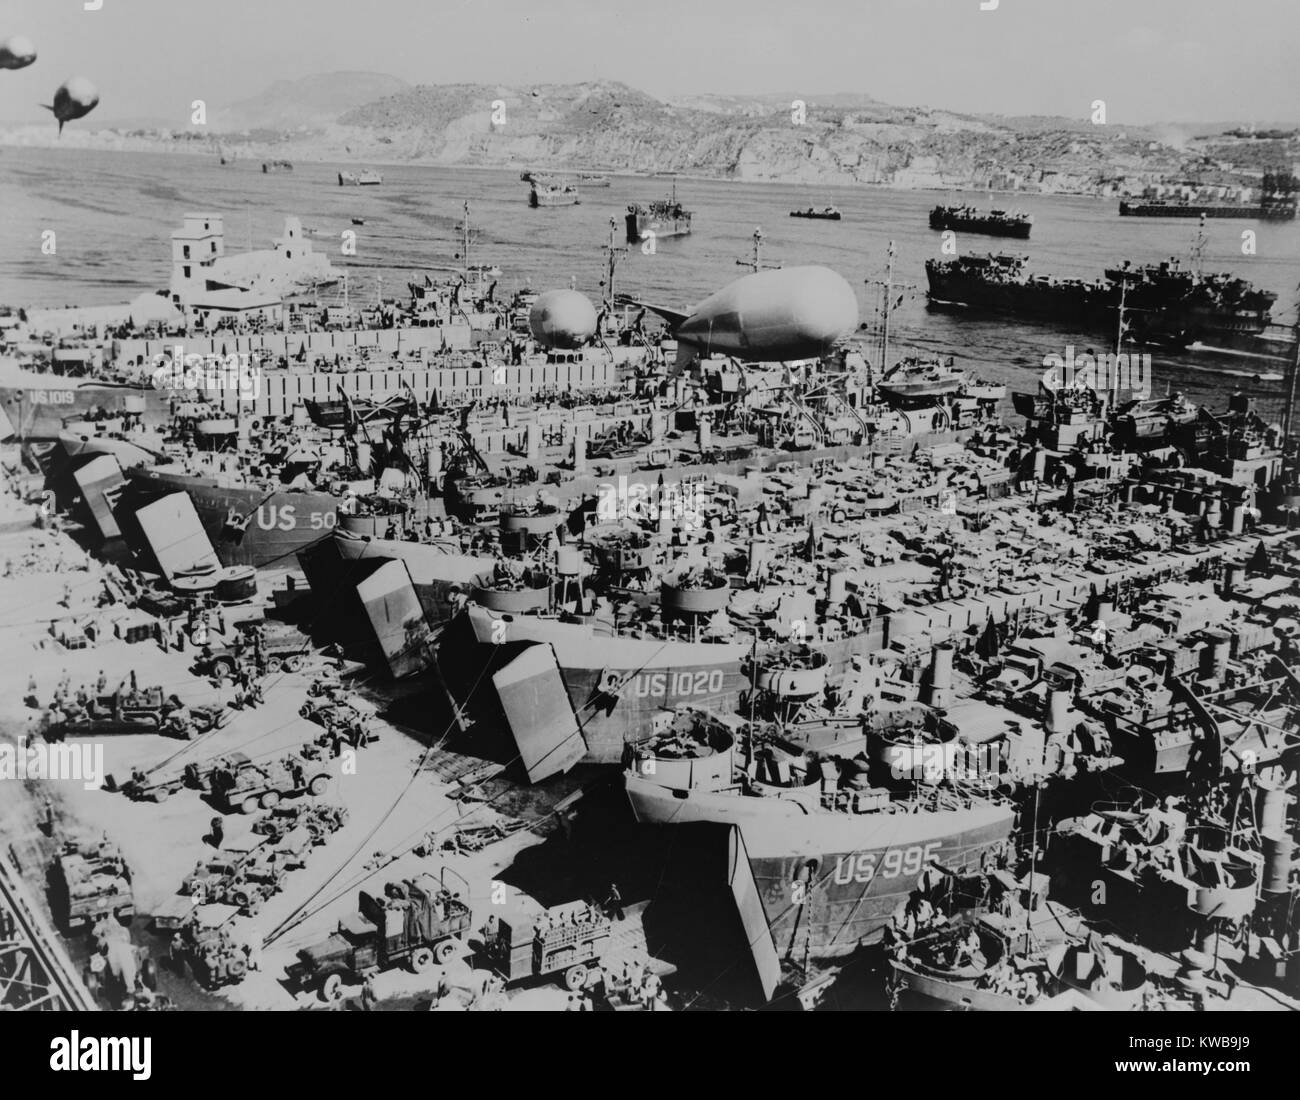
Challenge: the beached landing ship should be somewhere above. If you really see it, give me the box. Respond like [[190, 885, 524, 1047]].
[[790, 207, 841, 221], [624, 711, 1017, 958], [929, 204, 1032, 239]]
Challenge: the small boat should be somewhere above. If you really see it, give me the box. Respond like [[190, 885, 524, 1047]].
[[578, 174, 611, 188], [887, 921, 1043, 1011], [1045, 939, 1149, 1009], [351, 218, 365, 226], [339, 170, 382, 186], [790, 206, 842, 220], [262, 160, 293, 173], [529, 181, 580, 207]]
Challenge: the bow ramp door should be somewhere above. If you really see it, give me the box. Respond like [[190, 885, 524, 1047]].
[[73, 455, 127, 540], [728, 825, 780, 1002], [491, 643, 587, 783]]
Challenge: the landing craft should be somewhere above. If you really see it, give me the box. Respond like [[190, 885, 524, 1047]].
[[637, 265, 859, 364], [528, 289, 598, 350], [44, 77, 99, 134], [0, 35, 37, 70]]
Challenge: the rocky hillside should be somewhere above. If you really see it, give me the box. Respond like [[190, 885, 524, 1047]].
[[6, 74, 1292, 194], [213, 72, 411, 131]]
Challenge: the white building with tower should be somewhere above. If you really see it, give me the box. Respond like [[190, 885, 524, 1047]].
[[169, 213, 339, 310]]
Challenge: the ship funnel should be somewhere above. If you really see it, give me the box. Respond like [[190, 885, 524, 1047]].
[[1199, 631, 1231, 681], [925, 645, 954, 708], [1044, 687, 1072, 735]]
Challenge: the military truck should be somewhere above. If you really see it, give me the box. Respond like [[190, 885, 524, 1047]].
[[50, 838, 136, 932], [210, 752, 332, 815], [479, 901, 611, 991], [170, 903, 249, 990], [183, 850, 287, 915], [183, 752, 252, 794], [195, 620, 313, 680], [286, 870, 471, 1002], [252, 802, 349, 847], [43, 687, 220, 741]]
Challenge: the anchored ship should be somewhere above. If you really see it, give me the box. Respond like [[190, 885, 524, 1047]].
[[529, 181, 580, 207], [929, 205, 1032, 239], [925, 252, 1277, 342], [626, 180, 692, 244], [790, 207, 842, 221]]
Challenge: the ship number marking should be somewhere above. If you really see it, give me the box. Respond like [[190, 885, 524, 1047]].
[[832, 841, 941, 885], [628, 669, 724, 698], [255, 505, 337, 532]]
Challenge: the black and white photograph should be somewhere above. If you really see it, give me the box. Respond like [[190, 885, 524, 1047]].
[[0, 0, 1297, 1071]]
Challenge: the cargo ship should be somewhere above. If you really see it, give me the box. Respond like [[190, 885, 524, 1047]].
[[625, 181, 692, 244], [624, 712, 1018, 958], [1119, 199, 1296, 221], [925, 253, 1277, 342], [929, 205, 1032, 239]]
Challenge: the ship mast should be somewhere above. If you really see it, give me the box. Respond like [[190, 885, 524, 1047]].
[[1113, 274, 1129, 408], [601, 217, 627, 314], [864, 241, 915, 374], [461, 200, 471, 283], [735, 227, 780, 274], [1190, 213, 1207, 281], [1283, 282, 1300, 442]]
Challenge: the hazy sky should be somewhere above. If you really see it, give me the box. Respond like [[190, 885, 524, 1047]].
[[1, 0, 1297, 125]]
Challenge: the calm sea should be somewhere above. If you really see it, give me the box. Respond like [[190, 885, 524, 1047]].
[[2, 147, 1297, 420]]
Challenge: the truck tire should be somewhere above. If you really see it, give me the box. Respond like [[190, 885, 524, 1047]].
[[151, 787, 171, 803], [434, 939, 457, 964], [284, 654, 304, 673], [240, 795, 260, 815], [320, 972, 344, 1002], [409, 947, 435, 973], [265, 657, 284, 674], [260, 791, 281, 810], [562, 964, 589, 991], [212, 658, 236, 682], [308, 775, 330, 796], [299, 702, 312, 718]]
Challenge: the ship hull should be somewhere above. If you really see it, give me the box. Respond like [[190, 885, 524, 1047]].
[[625, 212, 691, 243], [322, 530, 491, 623], [928, 213, 1031, 238], [530, 190, 580, 207], [121, 468, 340, 569], [627, 775, 1016, 957], [0, 375, 170, 442], [926, 268, 1273, 339], [1119, 201, 1295, 221], [437, 607, 750, 762]]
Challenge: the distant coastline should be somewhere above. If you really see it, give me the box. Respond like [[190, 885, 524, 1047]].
[[0, 128, 1117, 199]]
